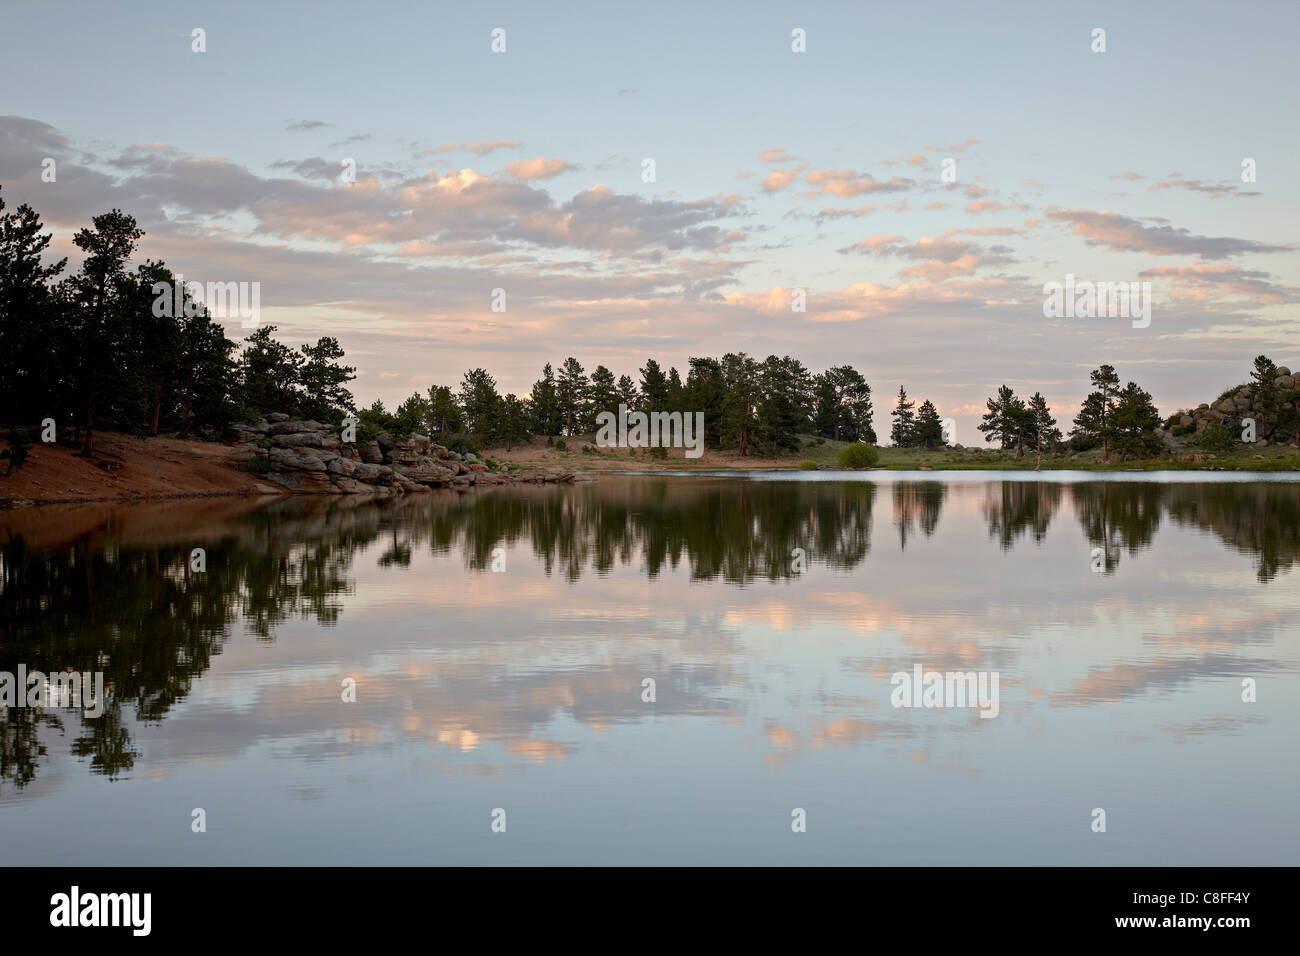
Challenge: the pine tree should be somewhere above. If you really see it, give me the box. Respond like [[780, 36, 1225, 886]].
[[914, 399, 945, 450], [1027, 392, 1061, 470], [890, 386, 916, 447], [556, 357, 587, 436]]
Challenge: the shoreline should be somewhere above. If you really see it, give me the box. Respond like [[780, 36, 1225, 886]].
[[4, 431, 1298, 508]]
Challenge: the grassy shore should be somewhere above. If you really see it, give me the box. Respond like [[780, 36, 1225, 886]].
[[482, 434, 1300, 473]]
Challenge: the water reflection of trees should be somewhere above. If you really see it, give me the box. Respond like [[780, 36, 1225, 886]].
[[893, 482, 947, 549], [982, 483, 1062, 550], [2, 477, 1298, 788]]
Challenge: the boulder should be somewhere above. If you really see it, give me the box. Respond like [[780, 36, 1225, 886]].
[[1277, 366, 1292, 378], [266, 412, 291, 423], [1213, 398, 1237, 414], [361, 441, 385, 464], [1234, 397, 1253, 411], [267, 419, 333, 436], [468, 463, 489, 473], [267, 471, 335, 493], [1275, 375, 1295, 390], [273, 432, 341, 450], [409, 434, 432, 455], [267, 450, 327, 476]]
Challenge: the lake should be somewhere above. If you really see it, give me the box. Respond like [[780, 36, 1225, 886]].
[[2, 473, 1298, 865]]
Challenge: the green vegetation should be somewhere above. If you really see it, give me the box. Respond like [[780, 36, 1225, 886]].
[[837, 443, 880, 468]]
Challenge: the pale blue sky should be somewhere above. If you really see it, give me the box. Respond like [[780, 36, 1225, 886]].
[[2, 0, 1297, 434]]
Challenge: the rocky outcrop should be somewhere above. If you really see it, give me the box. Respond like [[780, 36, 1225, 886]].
[[1162, 366, 1300, 447], [235, 418, 583, 495]]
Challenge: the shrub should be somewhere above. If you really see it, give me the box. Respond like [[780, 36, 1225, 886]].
[[555, 438, 567, 451], [1200, 421, 1236, 455], [799, 460, 818, 470], [2, 429, 33, 474], [247, 454, 272, 474], [1172, 423, 1196, 437], [649, 445, 668, 460], [837, 443, 879, 468]]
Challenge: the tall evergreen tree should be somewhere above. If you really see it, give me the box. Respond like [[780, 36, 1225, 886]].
[[528, 363, 561, 436], [67, 209, 144, 454], [1027, 392, 1061, 470], [890, 386, 916, 447], [914, 399, 946, 450], [556, 357, 587, 436], [639, 358, 670, 411]]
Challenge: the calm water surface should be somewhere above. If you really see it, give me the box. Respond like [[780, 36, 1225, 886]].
[[2, 473, 1298, 865]]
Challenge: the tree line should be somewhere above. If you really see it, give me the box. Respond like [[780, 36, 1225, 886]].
[[0, 188, 357, 456], [367, 356, 878, 454]]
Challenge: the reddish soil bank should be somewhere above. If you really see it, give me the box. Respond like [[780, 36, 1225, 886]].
[[0, 432, 285, 506]]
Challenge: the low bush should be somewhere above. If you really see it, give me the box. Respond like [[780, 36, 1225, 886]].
[[837, 443, 879, 468]]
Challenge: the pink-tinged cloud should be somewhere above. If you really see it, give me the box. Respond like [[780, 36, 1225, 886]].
[[1046, 208, 1289, 258], [429, 140, 522, 155], [505, 156, 576, 180], [905, 153, 928, 166], [967, 198, 1028, 214], [840, 235, 1017, 280], [803, 169, 914, 198], [1140, 263, 1300, 306], [925, 138, 979, 153], [760, 148, 797, 164], [761, 166, 804, 192]]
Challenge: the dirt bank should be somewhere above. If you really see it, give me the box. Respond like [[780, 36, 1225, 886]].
[[0, 433, 285, 506]]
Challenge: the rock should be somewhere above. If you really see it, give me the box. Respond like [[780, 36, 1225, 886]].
[[1275, 375, 1295, 390], [1213, 398, 1237, 414], [376, 431, 395, 452], [409, 434, 432, 454], [266, 419, 333, 436], [273, 432, 341, 450], [266, 412, 291, 423], [396, 463, 456, 484], [468, 463, 488, 473], [269, 447, 328, 472], [1277, 366, 1292, 378], [361, 441, 384, 464], [1234, 397, 1253, 411], [266, 471, 335, 493], [431, 445, 449, 459]]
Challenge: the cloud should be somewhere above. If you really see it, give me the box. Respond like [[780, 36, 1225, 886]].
[[839, 235, 1017, 280], [285, 120, 330, 131], [966, 198, 1028, 215], [504, 156, 576, 180], [426, 141, 522, 156], [1148, 176, 1260, 198], [925, 138, 978, 153], [760, 148, 797, 164], [761, 166, 804, 192], [1140, 263, 1300, 306], [1045, 208, 1289, 258], [803, 169, 914, 198]]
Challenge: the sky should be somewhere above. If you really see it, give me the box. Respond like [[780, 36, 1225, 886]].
[[2, 0, 1298, 440]]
